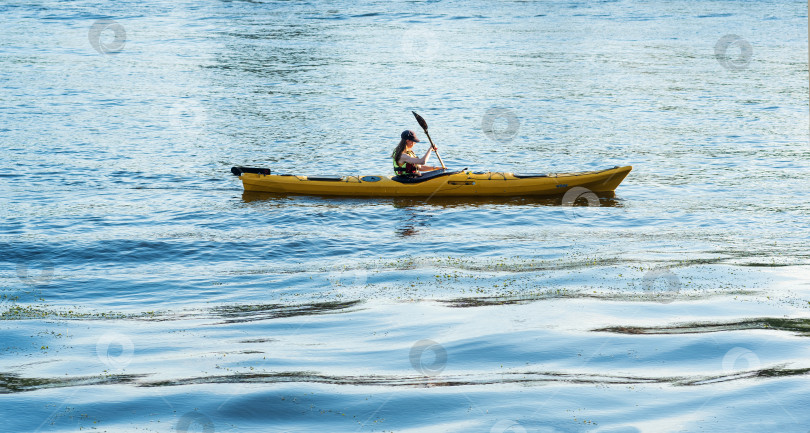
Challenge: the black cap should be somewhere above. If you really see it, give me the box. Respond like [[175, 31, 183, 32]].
[[401, 130, 420, 142]]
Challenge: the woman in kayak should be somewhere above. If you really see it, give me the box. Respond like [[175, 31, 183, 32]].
[[392, 130, 441, 176]]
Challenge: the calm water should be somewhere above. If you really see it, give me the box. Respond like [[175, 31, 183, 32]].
[[1, 0, 809, 432]]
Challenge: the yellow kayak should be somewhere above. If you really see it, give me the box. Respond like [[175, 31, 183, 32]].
[[231, 165, 632, 197]]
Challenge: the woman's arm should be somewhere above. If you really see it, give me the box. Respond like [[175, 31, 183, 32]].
[[397, 152, 429, 165], [418, 147, 440, 171], [397, 146, 438, 165]]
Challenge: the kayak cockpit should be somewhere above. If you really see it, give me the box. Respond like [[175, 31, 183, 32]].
[[391, 168, 463, 184]]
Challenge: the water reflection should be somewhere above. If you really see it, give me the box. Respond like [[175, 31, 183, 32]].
[[394, 206, 432, 237], [240, 190, 623, 208]]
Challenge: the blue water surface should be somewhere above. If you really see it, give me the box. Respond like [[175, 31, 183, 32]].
[[1, 0, 809, 432]]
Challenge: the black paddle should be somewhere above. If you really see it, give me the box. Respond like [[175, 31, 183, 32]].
[[412, 111, 446, 169]]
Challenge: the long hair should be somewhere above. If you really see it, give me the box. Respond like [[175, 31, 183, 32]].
[[391, 137, 408, 163]]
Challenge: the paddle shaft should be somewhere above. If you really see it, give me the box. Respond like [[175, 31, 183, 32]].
[[422, 130, 445, 169], [411, 111, 446, 170]]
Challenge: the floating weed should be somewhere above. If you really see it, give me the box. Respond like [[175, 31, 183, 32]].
[[595, 317, 810, 336], [0, 305, 128, 321]]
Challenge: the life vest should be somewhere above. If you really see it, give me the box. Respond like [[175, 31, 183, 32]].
[[393, 150, 419, 176]]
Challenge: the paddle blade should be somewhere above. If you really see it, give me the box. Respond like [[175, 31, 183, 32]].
[[412, 111, 428, 131]]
